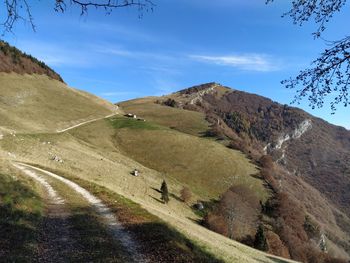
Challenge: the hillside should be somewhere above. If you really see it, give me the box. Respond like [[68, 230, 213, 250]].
[[138, 82, 350, 261], [0, 42, 346, 262], [0, 73, 117, 134], [0, 40, 62, 81], [0, 44, 294, 262]]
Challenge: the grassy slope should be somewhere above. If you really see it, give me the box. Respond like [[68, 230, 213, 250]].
[[0, 88, 292, 262], [118, 99, 268, 199], [36, 166, 223, 262], [0, 118, 292, 262], [109, 116, 265, 200], [119, 97, 210, 136], [0, 73, 116, 133]]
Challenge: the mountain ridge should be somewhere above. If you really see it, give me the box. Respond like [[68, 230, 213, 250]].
[[140, 82, 350, 260], [0, 40, 63, 82]]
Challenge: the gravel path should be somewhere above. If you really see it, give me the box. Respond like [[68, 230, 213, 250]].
[[14, 162, 147, 263], [56, 113, 116, 133], [13, 163, 78, 263]]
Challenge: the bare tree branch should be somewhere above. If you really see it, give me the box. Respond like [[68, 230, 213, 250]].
[[266, 0, 346, 38], [1, 0, 155, 34], [267, 0, 349, 112], [284, 37, 350, 112]]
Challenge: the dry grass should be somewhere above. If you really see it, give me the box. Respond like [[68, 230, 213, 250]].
[[0, 73, 116, 133], [0, 78, 291, 262], [0, 118, 286, 262], [119, 97, 210, 136], [110, 117, 265, 200]]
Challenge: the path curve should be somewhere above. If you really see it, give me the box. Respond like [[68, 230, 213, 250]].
[[14, 162, 147, 263], [56, 113, 116, 133]]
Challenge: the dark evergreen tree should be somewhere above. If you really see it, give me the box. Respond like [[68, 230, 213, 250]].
[[254, 224, 268, 251], [160, 180, 169, 204]]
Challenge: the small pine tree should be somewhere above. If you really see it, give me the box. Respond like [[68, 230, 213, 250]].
[[254, 224, 268, 251], [160, 180, 169, 204]]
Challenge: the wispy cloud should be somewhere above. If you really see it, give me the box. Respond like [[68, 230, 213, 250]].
[[189, 54, 280, 72], [16, 40, 93, 68], [100, 91, 140, 97], [94, 45, 173, 61]]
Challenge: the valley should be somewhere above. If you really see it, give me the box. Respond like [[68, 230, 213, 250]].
[[1, 41, 349, 263]]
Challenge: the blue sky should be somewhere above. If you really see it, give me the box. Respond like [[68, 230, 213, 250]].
[[1, 0, 349, 128]]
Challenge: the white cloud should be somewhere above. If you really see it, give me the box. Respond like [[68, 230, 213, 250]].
[[189, 54, 280, 72]]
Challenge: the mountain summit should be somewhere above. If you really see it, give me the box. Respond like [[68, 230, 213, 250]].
[[122, 82, 350, 260]]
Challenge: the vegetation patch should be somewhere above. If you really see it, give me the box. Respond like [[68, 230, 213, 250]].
[[0, 172, 43, 261], [108, 116, 164, 130], [119, 98, 210, 136], [112, 127, 264, 199]]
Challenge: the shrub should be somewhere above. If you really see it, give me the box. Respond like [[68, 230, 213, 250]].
[[180, 186, 192, 203], [162, 98, 178, 107]]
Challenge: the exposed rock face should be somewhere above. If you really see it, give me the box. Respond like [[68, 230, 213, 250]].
[[172, 83, 350, 257]]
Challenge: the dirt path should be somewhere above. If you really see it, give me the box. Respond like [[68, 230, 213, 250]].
[[56, 113, 117, 133], [13, 163, 78, 262], [14, 162, 146, 263]]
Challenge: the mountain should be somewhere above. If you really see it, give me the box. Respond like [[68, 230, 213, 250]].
[[1, 42, 348, 262], [131, 82, 349, 261], [1, 44, 297, 263], [0, 41, 116, 134], [0, 40, 62, 82]]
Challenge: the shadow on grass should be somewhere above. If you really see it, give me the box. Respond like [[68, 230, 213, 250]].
[[0, 174, 42, 262], [19, 165, 225, 263], [266, 256, 290, 263], [199, 130, 225, 141], [127, 221, 224, 263], [150, 186, 162, 193], [169, 192, 183, 202], [149, 195, 164, 204], [187, 216, 203, 225], [68, 206, 132, 262], [0, 207, 41, 261]]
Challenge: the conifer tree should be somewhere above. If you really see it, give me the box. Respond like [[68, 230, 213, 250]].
[[254, 224, 268, 251], [160, 180, 169, 204]]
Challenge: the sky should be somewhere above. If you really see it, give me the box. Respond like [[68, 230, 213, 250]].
[[1, 0, 349, 129]]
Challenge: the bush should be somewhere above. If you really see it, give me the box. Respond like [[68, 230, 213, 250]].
[[163, 98, 178, 107], [180, 186, 192, 203]]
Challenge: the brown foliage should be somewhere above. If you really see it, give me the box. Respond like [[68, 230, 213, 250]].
[[180, 186, 192, 203], [205, 185, 260, 240], [260, 168, 280, 193], [259, 155, 274, 169], [266, 231, 290, 259], [203, 213, 228, 237], [0, 41, 63, 82]]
